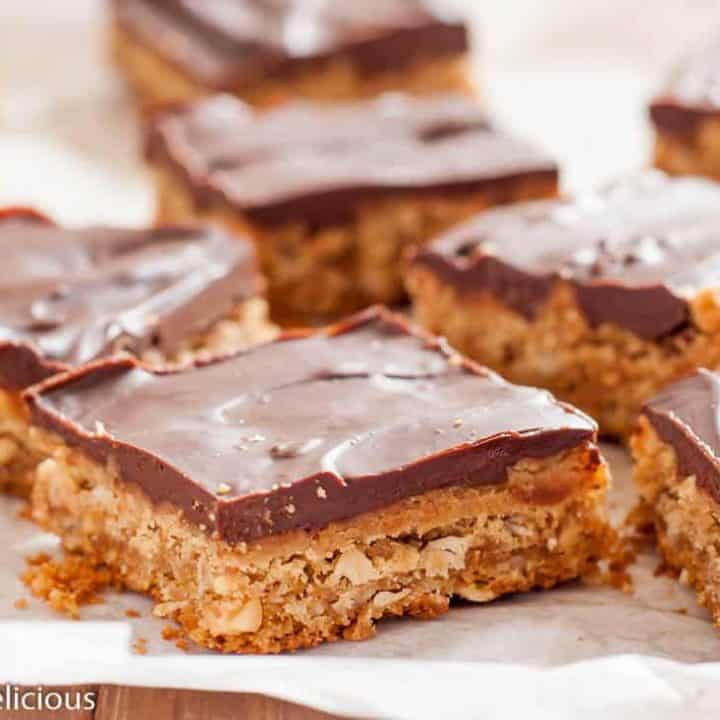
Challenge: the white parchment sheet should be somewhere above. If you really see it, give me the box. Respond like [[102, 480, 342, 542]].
[[4, 2, 720, 718]]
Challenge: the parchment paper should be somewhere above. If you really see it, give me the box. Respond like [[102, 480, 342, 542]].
[[4, 2, 720, 718]]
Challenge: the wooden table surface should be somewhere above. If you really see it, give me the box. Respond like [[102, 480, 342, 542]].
[[0, 686, 348, 720]]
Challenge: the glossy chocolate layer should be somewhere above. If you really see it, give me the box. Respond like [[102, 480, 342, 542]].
[[650, 36, 720, 134], [411, 172, 720, 340], [0, 209, 259, 390], [114, 0, 468, 90], [27, 308, 597, 544], [644, 369, 720, 503], [147, 93, 558, 226]]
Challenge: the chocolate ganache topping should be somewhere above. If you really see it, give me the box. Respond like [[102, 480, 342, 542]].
[[650, 35, 720, 134], [0, 209, 258, 390], [147, 93, 558, 227], [26, 308, 598, 544], [411, 172, 720, 340], [644, 369, 720, 504], [114, 0, 468, 90]]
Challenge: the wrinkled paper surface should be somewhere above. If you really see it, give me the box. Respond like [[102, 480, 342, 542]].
[[3, 2, 720, 718]]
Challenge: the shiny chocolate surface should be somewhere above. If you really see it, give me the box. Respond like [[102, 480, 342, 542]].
[[28, 308, 597, 543], [411, 173, 720, 340], [0, 209, 258, 389]]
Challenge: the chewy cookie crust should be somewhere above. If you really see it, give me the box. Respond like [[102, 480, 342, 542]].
[[0, 208, 275, 493], [632, 370, 720, 625], [408, 172, 720, 438], [147, 94, 558, 324], [111, 0, 471, 107], [25, 308, 610, 652], [31, 437, 609, 654]]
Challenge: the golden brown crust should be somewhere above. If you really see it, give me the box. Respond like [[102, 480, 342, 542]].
[[29, 430, 610, 654], [654, 121, 720, 180], [21, 552, 119, 620], [632, 417, 720, 623], [154, 165, 557, 325], [407, 267, 720, 438], [111, 21, 474, 109], [0, 390, 41, 496]]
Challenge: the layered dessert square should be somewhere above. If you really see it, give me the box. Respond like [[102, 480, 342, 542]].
[[407, 172, 720, 438], [26, 308, 610, 653], [0, 208, 274, 494], [111, 0, 471, 107], [147, 93, 559, 324], [650, 36, 720, 179], [633, 369, 720, 624]]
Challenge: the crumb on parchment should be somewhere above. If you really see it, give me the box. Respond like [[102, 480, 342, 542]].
[[20, 552, 120, 619], [582, 525, 636, 595], [162, 624, 190, 652], [654, 560, 681, 580], [161, 624, 181, 641], [20, 552, 191, 650]]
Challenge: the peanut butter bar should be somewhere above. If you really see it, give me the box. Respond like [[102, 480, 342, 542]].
[[651, 36, 720, 179], [111, 0, 471, 107], [26, 307, 610, 653], [0, 208, 275, 494], [633, 370, 720, 625], [407, 172, 720, 438], [147, 93, 558, 324]]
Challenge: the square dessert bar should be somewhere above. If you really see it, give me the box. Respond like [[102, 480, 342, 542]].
[[111, 0, 471, 108], [147, 93, 559, 324], [0, 208, 274, 494], [26, 308, 610, 653], [633, 370, 720, 625], [650, 36, 720, 180], [407, 172, 720, 438]]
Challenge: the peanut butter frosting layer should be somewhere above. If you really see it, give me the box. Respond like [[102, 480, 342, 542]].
[[26, 308, 597, 544]]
